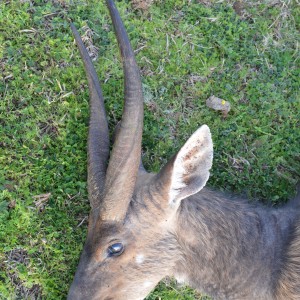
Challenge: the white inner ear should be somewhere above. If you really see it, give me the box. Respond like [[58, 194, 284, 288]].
[[169, 124, 213, 205]]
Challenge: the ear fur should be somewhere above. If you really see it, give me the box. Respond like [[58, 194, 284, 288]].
[[157, 125, 213, 206]]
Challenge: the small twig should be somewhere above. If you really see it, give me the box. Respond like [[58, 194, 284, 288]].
[[77, 216, 88, 227]]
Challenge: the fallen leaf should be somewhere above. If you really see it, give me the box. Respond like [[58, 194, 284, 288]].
[[206, 95, 231, 117], [33, 193, 51, 211], [8, 200, 16, 209]]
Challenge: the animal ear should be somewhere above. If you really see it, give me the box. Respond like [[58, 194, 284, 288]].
[[156, 125, 213, 206]]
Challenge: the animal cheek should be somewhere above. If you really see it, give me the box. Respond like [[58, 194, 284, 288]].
[[92, 246, 109, 262], [108, 255, 136, 273]]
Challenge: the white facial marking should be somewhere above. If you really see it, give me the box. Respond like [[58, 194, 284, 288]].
[[175, 273, 187, 284], [135, 254, 145, 264], [143, 281, 153, 288]]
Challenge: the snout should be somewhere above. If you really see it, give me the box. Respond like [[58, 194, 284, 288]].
[[67, 280, 92, 300], [67, 269, 118, 300], [68, 277, 146, 300], [67, 270, 101, 300]]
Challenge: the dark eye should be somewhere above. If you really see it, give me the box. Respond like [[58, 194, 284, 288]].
[[107, 243, 124, 257]]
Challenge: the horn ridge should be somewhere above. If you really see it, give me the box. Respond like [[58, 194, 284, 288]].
[[71, 23, 110, 210], [101, 0, 144, 221]]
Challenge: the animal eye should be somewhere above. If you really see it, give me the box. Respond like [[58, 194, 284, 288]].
[[107, 243, 124, 257]]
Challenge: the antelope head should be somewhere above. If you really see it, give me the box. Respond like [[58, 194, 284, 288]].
[[68, 1, 213, 299]]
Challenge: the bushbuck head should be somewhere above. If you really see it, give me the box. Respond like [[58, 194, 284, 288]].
[[68, 0, 213, 299]]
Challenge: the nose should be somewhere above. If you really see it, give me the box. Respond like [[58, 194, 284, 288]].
[[67, 289, 78, 300], [67, 285, 81, 300], [67, 287, 100, 300], [68, 278, 105, 300], [67, 279, 88, 300]]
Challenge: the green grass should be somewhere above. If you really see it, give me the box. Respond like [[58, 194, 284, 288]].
[[0, 0, 299, 299]]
